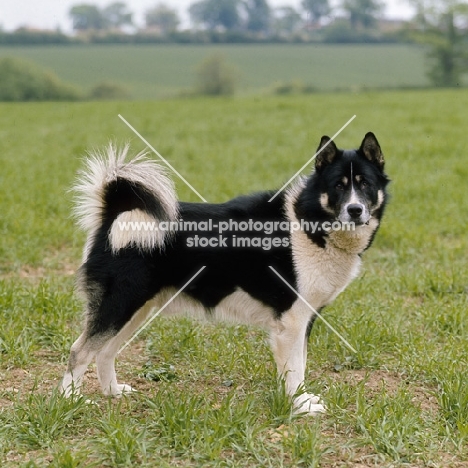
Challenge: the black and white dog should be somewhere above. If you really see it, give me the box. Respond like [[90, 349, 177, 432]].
[[61, 133, 389, 415]]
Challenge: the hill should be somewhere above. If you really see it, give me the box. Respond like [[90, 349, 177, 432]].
[[0, 44, 428, 99]]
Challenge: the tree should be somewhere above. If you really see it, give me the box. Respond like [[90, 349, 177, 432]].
[[342, 0, 383, 29], [145, 3, 180, 34], [69, 4, 106, 30], [244, 0, 272, 34], [273, 6, 303, 36], [69, 2, 133, 31], [195, 52, 240, 95], [102, 2, 133, 29], [189, 0, 242, 30], [301, 0, 330, 25], [409, 0, 468, 87]]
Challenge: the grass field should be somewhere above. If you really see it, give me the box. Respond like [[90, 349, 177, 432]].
[[0, 89, 467, 466], [0, 44, 429, 99]]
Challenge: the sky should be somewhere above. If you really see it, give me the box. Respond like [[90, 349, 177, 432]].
[[0, 0, 414, 32]]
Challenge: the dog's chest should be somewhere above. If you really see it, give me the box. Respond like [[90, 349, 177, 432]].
[[291, 230, 361, 309]]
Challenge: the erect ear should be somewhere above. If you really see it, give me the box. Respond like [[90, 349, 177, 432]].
[[315, 136, 338, 171], [360, 132, 384, 168]]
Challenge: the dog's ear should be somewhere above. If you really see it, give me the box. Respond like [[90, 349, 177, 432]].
[[315, 136, 338, 171], [360, 132, 384, 169]]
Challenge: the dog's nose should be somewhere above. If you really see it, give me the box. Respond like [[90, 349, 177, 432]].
[[347, 204, 363, 218]]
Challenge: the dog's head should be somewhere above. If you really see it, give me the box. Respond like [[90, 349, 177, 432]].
[[314, 132, 389, 226]]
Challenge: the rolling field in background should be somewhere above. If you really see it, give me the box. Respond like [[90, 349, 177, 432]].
[[0, 89, 467, 466], [0, 44, 429, 98]]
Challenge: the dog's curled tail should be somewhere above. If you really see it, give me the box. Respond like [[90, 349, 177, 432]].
[[74, 143, 178, 257]]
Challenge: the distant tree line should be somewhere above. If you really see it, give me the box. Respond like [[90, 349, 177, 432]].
[[64, 0, 389, 38], [1, 0, 405, 45]]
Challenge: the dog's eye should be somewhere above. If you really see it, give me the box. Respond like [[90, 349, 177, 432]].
[[335, 183, 344, 191]]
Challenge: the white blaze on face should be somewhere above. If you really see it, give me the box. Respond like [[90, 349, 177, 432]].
[[339, 162, 370, 225]]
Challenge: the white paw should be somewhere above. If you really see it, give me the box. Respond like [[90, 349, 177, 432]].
[[60, 374, 81, 398], [104, 383, 136, 397], [60, 385, 78, 398], [294, 393, 326, 415], [85, 399, 99, 406]]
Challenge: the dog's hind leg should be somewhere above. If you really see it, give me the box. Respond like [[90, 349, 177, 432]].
[[61, 271, 155, 397], [95, 302, 154, 396], [270, 303, 325, 415], [61, 276, 110, 397], [61, 329, 104, 397]]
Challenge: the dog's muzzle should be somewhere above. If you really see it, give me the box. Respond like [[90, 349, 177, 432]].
[[340, 203, 370, 225]]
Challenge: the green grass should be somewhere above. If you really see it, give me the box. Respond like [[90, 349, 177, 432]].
[[0, 44, 429, 98], [0, 89, 467, 466]]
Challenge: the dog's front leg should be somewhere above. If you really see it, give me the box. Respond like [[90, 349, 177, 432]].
[[270, 303, 325, 415]]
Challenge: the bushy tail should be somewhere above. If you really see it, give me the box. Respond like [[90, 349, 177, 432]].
[[74, 143, 178, 257]]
